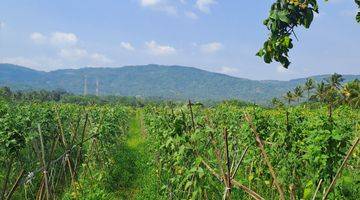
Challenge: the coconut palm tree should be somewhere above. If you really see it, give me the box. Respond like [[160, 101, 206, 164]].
[[342, 79, 360, 108], [293, 85, 304, 103], [284, 91, 295, 105], [326, 73, 344, 90], [271, 97, 284, 108], [304, 78, 315, 100], [311, 81, 327, 103]]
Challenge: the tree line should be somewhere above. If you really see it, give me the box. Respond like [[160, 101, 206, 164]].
[[271, 73, 360, 110]]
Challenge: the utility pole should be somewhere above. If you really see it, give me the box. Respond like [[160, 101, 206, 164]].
[[83, 75, 87, 96]]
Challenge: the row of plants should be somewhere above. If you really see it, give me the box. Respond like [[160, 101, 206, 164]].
[[144, 103, 359, 199], [0, 100, 131, 199]]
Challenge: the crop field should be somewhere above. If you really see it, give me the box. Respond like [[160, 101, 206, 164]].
[[0, 99, 359, 200]]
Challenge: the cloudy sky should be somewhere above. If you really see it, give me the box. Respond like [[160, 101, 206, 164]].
[[0, 0, 359, 80]]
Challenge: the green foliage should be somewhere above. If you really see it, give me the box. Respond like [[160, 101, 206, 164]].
[[260, 0, 360, 68], [258, 0, 318, 68], [144, 103, 359, 199], [0, 102, 131, 199], [356, 0, 360, 22]]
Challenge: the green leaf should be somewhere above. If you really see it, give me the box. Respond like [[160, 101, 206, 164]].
[[304, 8, 314, 28], [282, 36, 291, 47], [356, 0, 360, 7], [256, 49, 265, 57], [278, 10, 290, 23], [264, 53, 272, 63], [185, 181, 192, 190], [356, 12, 360, 23]]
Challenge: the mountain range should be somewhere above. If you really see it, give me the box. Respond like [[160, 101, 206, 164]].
[[0, 63, 359, 103]]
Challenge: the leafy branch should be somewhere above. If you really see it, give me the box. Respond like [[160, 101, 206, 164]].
[[258, 0, 360, 68]]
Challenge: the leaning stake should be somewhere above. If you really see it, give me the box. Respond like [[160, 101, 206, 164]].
[[322, 137, 360, 200]]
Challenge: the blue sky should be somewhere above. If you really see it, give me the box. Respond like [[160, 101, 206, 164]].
[[0, 0, 359, 80]]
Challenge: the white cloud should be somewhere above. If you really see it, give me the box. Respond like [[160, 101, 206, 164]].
[[30, 32, 47, 44], [200, 42, 223, 53], [217, 66, 239, 74], [50, 32, 78, 46], [0, 57, 40, 68], [145, 40, 176, 56], [90, 53, 113, 64], [139, 0, 177, 15], [196, 0, 216, 13], [160, 5, 178, 15], [140, 0, 161, 7], [121, 42, 135, 51], [0, 56, 64, 71], [0, 21, 5, 29], [59, 48, 112, 65], [185, 11, 198, 19], [179, 0, 187, 4], [59, 48, 88, 60]]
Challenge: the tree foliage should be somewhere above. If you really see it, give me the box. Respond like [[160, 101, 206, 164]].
[[258, 0, 360, 68]]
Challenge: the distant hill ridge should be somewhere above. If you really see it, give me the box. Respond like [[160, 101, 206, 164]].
[[0, 63, 359, 103]]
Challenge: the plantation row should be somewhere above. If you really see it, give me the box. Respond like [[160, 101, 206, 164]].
[[144, 103, 359, 199], [0, 101, 131, 199], [0, 99, 359, 200]]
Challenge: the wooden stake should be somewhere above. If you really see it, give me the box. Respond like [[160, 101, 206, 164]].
[[5, 169, 25, 200], [322, 137, 359, 200], [245, 113, 285, 200], [1, 157, 14, 200], [188, 100, 195, 131], [38, 124, 50, 200], [311, 179, 323, 200], [223, 128, 232, 199]]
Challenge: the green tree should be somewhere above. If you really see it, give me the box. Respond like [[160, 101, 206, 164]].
[[304, 78, 315, 100], [326, 73, 344, 90], [0, 87, 12, 100], [284, 91, 295, 105], [258, 0, 360, 68], [271, 97, 284, 108], [311, 81, 327, 103], [342, 79, 360, 108], [293, 85, 304, 102]]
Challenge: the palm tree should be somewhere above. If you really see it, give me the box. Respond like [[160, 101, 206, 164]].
[[293, 86, 303, 103], [271, 97, 284, 108], [326, 73, 344, 90], [342, 79, 360, 108], [311, 81, 327, 103], [284, 91, 295, 105], [304, 78, 315, 100], [323, 73, 345, 118]]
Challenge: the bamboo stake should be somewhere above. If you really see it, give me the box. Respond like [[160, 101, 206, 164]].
[[223, 128, 232, 199], [311, 179, 323, 200], [75, 113, 88, 171], [1, 156, 14, 200], [322, 137, 359, 200], [38, 124, 50, 200], [201, 160, 264, 200], [244, 113, 286, 200], [188, 100, 195, 132], [231, 147, 249, 179], [5, 169, 25, 200]]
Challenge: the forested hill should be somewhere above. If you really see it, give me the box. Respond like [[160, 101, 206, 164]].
[[0, 63, 359, 103]]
